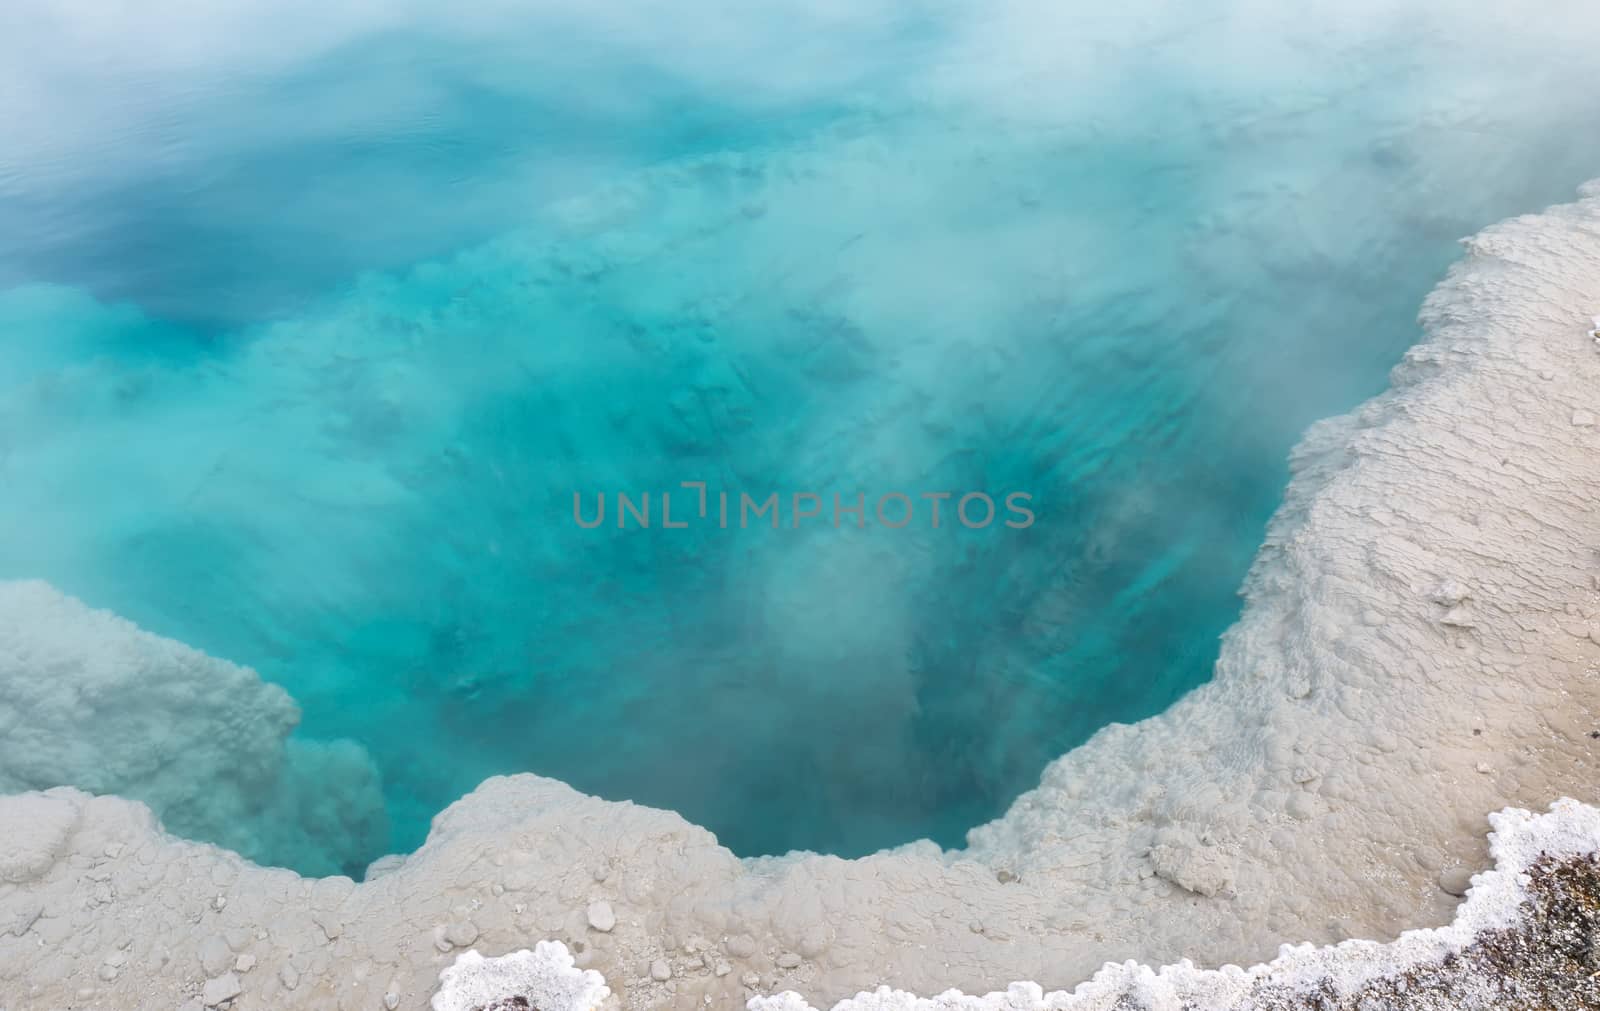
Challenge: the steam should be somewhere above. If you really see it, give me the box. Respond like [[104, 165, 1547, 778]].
[[2, 0, 1599, 871]]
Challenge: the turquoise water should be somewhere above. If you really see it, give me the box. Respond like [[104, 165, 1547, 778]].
[[3, 2, 1600, 876]]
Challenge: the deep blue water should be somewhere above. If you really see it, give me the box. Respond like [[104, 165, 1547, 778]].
[[3, 2, 1599, 876]]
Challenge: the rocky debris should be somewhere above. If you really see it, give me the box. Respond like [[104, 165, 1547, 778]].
[[586, 900, 616, 933], [1429, 580, 1469, 606], [1440, 867, 1475, 897], [434, 920, 483, 952], [201, 972, 242, 1007], [1150, 834, 1236, 899], [198, 935, 232, 976], [649, 959, 671, 982]]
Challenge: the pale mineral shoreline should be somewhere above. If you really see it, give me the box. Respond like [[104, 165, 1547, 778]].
[[2, 181, 1599, 1010], [435, 797, 1600, 1011]]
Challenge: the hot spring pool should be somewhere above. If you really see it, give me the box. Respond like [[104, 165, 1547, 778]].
[[3, 1, 1599, 878]]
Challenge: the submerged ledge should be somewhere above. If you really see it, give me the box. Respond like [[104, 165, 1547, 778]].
[[2, 182, 1599, 1009]]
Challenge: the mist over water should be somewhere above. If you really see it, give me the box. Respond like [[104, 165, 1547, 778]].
[[3, 1, 1599, 875]]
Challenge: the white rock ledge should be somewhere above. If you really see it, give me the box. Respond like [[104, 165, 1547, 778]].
[[433, 799, 1597, 1010], [2, 183, 1600, 1009]]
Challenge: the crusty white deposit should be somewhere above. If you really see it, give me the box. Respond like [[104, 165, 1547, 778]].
[[2, 183, 1600, 1009], [431, 943, 610, 1011]]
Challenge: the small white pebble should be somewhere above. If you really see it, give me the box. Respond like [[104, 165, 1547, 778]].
[[1439, 867, 1473, 897], [650, 959, 671, 982], [234, 954, 256, 973], [586, 900, 616, 933], [201, 972, 242, 1008], [198, 937, 232, 976]]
